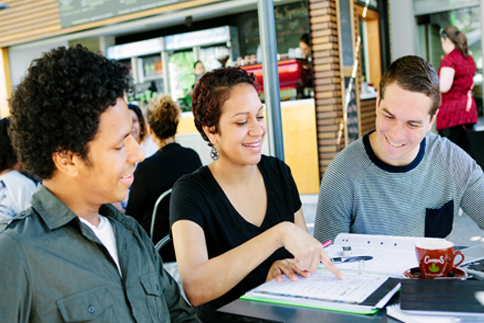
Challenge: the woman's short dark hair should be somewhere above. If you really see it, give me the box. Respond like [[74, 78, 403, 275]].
[[191, 67, 257, 145], [443, 25, 469, 58], [128, 103, 146, 142], [300, 33, 310, 45], [0, 118, 18, 172], [379, 55, 440, 117], [146, 94, 180, 140], [9, 44, 132, 179]]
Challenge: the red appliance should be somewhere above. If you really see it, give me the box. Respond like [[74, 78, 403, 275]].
[[240, 59, 312, 93]]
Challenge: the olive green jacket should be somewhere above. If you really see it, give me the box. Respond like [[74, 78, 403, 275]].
[[0, 184, 201, 323]]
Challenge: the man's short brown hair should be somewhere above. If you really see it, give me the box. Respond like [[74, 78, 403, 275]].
[[379, 55, 440, 117]]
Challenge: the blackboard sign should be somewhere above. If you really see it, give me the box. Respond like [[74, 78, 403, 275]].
[[58, 0, 191, 28], [339, 0, 354, 67], [235, 1, 309, 57]]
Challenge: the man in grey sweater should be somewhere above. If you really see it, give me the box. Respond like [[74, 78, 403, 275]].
[[314, 55, 484, 243]]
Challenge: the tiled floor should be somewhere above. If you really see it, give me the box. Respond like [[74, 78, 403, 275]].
[[301, 194, 484, 247]]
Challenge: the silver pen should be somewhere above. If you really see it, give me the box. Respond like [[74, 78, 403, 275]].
[[331, 255, 373, 263], [451, 317, 484, 322]]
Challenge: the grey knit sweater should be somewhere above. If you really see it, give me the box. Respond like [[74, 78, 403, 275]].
[[314, 131, 484, 243]]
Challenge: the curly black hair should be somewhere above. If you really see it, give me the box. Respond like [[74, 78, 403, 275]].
[[0, 118, 18, 172], [9, 44, 132, 179]]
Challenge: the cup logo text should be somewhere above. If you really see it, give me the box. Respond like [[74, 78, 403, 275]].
[[423, 255, 445, 265], [422, 255, 445, 274]]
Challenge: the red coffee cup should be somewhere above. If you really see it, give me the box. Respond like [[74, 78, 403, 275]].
[[415, 239, 465, 279]]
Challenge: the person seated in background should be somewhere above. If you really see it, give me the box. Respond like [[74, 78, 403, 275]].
[[193, 60, 205, 83], [314, 55, 484, 244], [128, 103, 158, 158], [296, 33, 313, 98], [299, 33, 311, 61], [0, 44, 200, 323], [0, 117, 36, 227], [189, 60, 206, 98], [170, 66, 344, 322], [126, 94, 202, 263]]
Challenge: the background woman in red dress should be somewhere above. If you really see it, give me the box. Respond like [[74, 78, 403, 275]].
[[437, 25, 478, 153]]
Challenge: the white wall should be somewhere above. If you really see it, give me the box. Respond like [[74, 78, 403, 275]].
[[9, 40, 68, 88], [389, 0, 418, 61]]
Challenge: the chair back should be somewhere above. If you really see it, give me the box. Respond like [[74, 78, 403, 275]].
[[465, 129, 484, 169], [150, 188, 172, 239], [155, 234, 172, 253]]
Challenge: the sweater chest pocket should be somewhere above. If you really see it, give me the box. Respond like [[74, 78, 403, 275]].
[[56, 285, 113, 322], [425, 200, 454, 238], [139, 272, 168, 322]]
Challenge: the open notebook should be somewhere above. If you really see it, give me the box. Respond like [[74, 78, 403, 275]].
[[323, 233, 424, 277], [324, 233, 484, 279]]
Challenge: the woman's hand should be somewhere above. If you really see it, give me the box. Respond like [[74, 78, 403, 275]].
[[278, 222, 345, 280], [266, 258, 311, 282]]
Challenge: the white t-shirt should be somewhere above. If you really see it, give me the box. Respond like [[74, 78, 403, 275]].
[[79, 215, 122, 277], [0, 170, 36, 220]]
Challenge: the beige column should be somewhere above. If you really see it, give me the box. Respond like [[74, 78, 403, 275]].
[[0, 47, 11, 118]]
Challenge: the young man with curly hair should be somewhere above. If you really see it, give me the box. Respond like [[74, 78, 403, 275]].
[[0, 45, 201, 323]]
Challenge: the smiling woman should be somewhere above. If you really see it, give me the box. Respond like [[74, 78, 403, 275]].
[[169, 67, 344, 322]]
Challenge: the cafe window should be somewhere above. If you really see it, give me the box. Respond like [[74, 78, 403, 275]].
[[234, 1, 310, 60], [356, 4, 381, 98], [356, 0, 378, 10]]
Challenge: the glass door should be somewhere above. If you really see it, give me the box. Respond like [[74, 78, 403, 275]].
[[128, 54, 164, 107], [199, 44, 230, 71], [168, 49, 195, 111]]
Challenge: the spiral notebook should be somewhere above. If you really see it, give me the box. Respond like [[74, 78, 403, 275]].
[[323, 233, 426, 277]]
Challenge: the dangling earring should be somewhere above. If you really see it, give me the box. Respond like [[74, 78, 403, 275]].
[[210, 147, 221, 161]]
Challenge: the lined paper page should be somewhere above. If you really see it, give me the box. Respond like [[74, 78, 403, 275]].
[[323, 234, 432, 277]]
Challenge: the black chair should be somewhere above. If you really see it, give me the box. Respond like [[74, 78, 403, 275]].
[[150, 188, 172, 240], [149, 188, 177, 262], [155, 234, 172, 253], [465, 128, 484, 169]]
